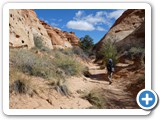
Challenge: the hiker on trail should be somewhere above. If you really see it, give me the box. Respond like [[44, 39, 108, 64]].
[[106, 58, 114, 85]]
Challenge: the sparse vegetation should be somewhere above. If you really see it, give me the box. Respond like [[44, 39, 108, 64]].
[[10, 48, 86, 80], [128, 47, 145, 65], [49, 78, 70, 96], [72, 47, 89, 61], [9, 45, 87, 97], [9, 69, 33, 95], [10, 49, 57, 79], [82, 90, 106, 109], [98, 38, 118, 64], [33, 35, 51, 52], [33, 35, 44, 49], [54, 54, 85, 76], [129, 47, 145, 55]]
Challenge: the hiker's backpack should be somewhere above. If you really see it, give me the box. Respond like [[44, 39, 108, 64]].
[[107, 59, 114, 72], [111, 66, 115, 72]]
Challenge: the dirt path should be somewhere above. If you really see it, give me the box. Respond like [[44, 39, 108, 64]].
[[66, 62, 139, 109], [10, 61, 140, 109]]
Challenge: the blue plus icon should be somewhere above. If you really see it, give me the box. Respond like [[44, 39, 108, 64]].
[[137, 89, 158, 110], [142, 93, 153, 105]]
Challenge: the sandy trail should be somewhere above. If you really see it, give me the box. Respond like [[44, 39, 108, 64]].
[[65, 62, 139, 109], [10, 62, 139, 109]]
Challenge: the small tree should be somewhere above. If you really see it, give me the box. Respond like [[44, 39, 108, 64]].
[[79, 35, 94, 54], [98, 38, 118, 64]]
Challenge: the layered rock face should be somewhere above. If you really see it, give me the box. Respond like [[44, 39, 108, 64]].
[[40, 21, 79, 49], [9, 9, 79, 49], [94, 9, 145, 52]]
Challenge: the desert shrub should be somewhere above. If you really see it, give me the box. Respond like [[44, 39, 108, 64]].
[[29, 54, 56, 79], [82, 90, 106, 109], [128, 47, 145, 60], [48, 77, 70, 96], [10, 49, 35, 73], [57, 47, 89, 61], [72, 47, 89, 60], [33, 35, 44, 49], [54, 55, 85, 76], [58, 48, 74, 56], [33, 35, 51, 52], [129, 47, 144, 57], [10, 49, 58, 79], [9, 70, 33, 94], [128, 47, 145, 64], [82, 66, 91, 77], [10, 48, 85, 79], [12, 80, 29, 94], [55, 84, 70, 96], [98, 39, 118, 64]]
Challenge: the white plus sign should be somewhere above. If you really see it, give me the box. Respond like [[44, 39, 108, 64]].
[[142, 93, 153, 105]]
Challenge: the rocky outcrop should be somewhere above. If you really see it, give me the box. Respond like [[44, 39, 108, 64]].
[[9, 9, 80, 49], [116, 21, 145, 52], [93, 9, 145, 52], [9, 9, 53, 49], [40, 21, 80, 48]]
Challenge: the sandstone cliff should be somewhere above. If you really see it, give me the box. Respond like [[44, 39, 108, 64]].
[[93, 9, 145, 52], [116, 21, 145, 52], [9, 9, 79, 49], [40, 20, 79, 49]]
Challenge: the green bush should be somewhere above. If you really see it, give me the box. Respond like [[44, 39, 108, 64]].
[[79, 35, 94, 54], [98, 38, 118, 64]]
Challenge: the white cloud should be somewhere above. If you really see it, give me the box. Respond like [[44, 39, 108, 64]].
[[75, 10, 84, 17], [75, 11, 107, 25], [66, 10, 126, 31], [67, 11, 108, 31], [51, 22, 58, 27], [108, 9, 126, 19], [66, 20, 95, 31], [96, 26, 106, 31], [96, 11, 107, 17], [85, 14, 105, 25]]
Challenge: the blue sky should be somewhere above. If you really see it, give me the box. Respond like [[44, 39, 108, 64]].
[[35, 9, 125, 44]]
